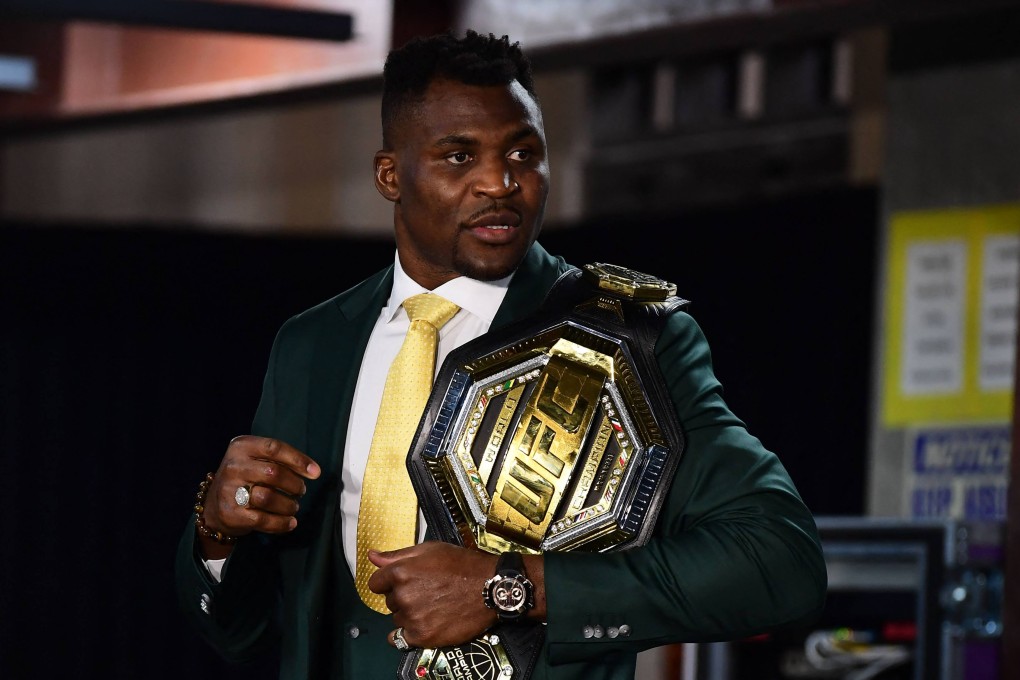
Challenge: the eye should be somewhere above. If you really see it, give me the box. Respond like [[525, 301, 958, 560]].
[[446, 152, 471, 165], [509, 149, 531, 161]]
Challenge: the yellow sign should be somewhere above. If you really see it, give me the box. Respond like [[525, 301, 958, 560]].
[[882, 203, 1020, 426]]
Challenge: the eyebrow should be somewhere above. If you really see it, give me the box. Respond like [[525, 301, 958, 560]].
[[509, 125, 540, 144], [434, 134, 476, 148], [433, 125, 541, 149]]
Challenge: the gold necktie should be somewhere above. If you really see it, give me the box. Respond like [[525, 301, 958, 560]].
[[355, 293, 461, 613]]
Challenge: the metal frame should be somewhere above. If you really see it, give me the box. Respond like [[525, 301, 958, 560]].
[[0, 0, 353, 43], [687, 517, 1005, 680], [815, 516, 953, 680]]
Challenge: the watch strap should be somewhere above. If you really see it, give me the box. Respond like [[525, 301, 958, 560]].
[[496, 550, 525, 576]]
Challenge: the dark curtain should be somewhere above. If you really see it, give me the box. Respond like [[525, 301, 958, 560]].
[[0, 186, 876, 678]]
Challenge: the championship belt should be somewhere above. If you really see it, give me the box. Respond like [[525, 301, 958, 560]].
[[399, 263, 689, 680]]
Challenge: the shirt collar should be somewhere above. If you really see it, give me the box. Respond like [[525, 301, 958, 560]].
[[382, 251, 513, 324]]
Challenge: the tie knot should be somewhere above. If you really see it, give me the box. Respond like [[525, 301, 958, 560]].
[[402, 293, 460, 330]]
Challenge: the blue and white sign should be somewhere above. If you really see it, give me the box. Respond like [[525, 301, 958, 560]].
[[905, 425, 1010, 522]]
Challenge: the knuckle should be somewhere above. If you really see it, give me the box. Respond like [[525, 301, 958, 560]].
[[227, 435, 254, 456], [389, 564, 408, 584], [390, 593, 410, 615], [408, 619, 431, 642], [245, 510, 265, 531], [217, 493, 234, 513]]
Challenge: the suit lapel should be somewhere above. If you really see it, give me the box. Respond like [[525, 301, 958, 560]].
[[296, 266, 394, 671], [306, 244, 565, 521], [306, 266, 395, 481], [491, 241, 570, 331]]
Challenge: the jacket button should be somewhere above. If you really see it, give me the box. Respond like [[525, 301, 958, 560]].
[[593, 625, 605, 639], [607, 626, 619, 638], [347, 625, 361, 639], [582, 625, 594, 639], [619, 624, 631, 637]]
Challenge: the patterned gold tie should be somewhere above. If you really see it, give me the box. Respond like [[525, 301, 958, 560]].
[[355, 293, 461, 613]]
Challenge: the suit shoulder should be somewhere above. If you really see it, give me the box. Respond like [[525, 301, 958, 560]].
[[278, 266, 391, 335]]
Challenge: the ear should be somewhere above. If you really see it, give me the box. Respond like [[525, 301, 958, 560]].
[[374, 151, 399, 202]]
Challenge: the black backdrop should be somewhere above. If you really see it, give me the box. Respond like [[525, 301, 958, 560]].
[[0, 186, 877, 678]]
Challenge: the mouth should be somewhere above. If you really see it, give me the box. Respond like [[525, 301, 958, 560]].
[[464, 209, 523, 244], [466, 209, 521, 231]]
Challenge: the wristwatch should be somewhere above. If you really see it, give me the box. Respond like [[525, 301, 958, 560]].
[[482, 551, 535, 622]]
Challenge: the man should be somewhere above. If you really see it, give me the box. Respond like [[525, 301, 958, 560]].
[[177, 30, 827, 680]]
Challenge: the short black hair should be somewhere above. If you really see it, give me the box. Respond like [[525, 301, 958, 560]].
[[380, 29, 536, 148]]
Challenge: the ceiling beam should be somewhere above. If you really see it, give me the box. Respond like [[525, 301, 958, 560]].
[[0, 0, 353, 43], [530, 0, 1020, 68]]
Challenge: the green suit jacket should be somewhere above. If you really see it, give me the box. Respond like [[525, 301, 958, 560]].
[[177, 242, 827, 679]]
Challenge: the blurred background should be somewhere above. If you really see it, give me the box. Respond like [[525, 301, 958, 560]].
[[1, 0, 1018, 678]]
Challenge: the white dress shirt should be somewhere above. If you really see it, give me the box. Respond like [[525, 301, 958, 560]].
[[205, 253, 512, 581], [339, 254, 511, 575]]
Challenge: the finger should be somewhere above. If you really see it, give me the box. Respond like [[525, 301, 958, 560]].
[[389, 628, 412, 650], [367, 547, 413, 568], [246, 484, 301, 517], [230, 435, 321, 480], [246, 460, 310, 498], [367, 562, 392, 595], [233, 506, 298, 535], [211, 483, 299, 536]]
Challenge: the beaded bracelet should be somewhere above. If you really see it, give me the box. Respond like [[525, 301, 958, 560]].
[[194, 472, 239, 545]]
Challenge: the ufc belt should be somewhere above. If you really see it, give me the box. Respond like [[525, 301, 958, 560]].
[[399, 263, 689, 680]]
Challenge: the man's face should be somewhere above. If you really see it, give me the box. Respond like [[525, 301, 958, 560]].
[[375, 78, 550, 289]]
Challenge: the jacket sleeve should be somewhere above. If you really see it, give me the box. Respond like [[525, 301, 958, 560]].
[[174, 321, 293, 663], [542, 311, 827, 664]]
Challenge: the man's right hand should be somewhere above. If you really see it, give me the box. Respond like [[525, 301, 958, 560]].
[[197, 435, 321, 559]]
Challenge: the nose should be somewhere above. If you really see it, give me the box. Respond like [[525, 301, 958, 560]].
[[472, 157, 520, 198]]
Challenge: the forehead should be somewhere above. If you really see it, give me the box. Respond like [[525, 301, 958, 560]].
[[407, 78, 545, 143]]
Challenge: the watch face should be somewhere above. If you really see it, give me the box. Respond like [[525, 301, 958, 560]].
[[492, 576, 527, 612]]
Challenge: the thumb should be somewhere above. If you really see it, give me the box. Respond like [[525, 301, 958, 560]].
[[367, 548, 406, 568]]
